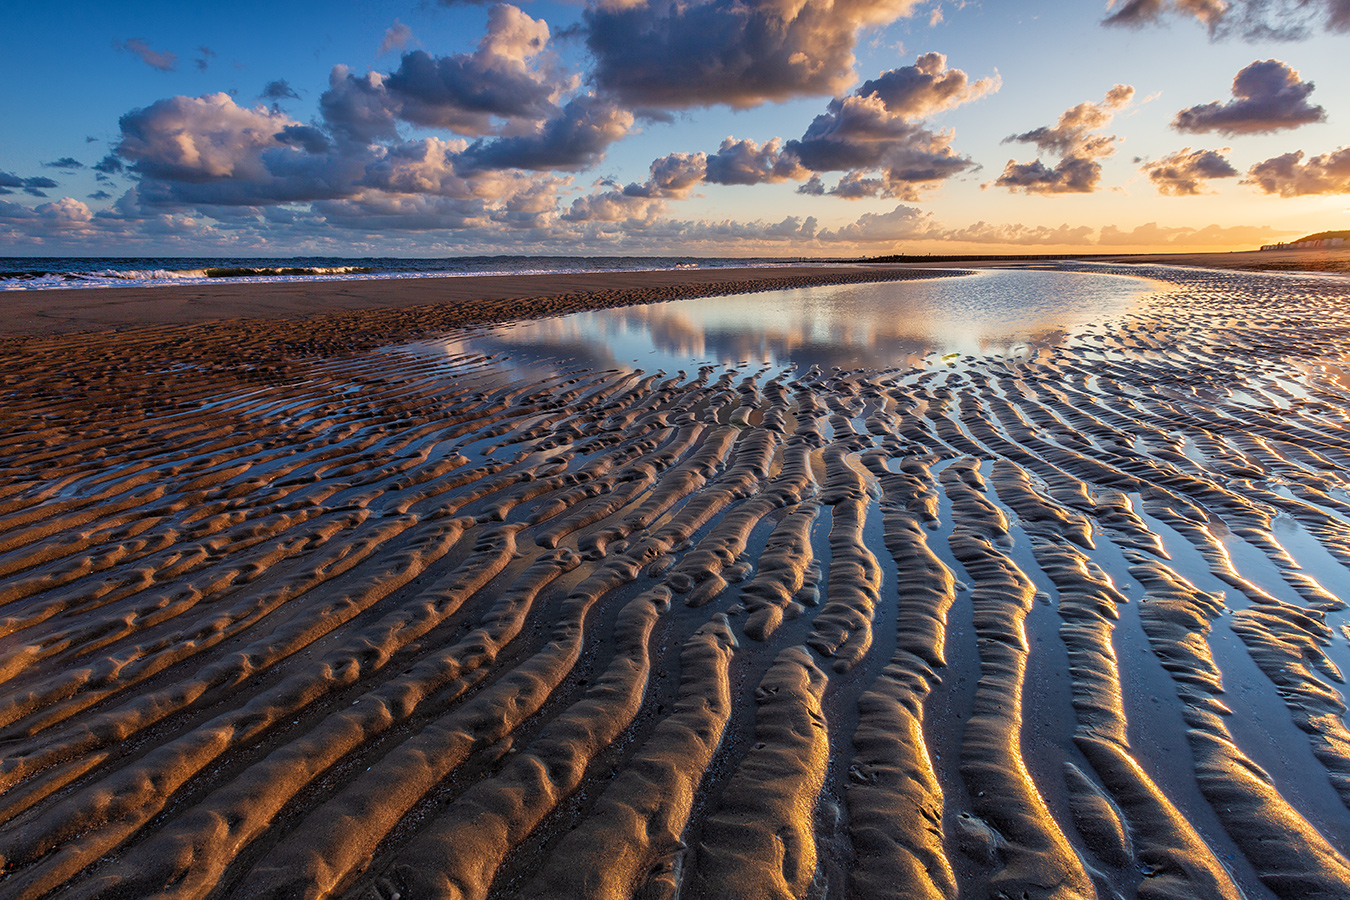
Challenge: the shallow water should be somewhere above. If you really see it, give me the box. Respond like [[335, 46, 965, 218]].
[[7, 263, 1350, 900], [435, 268, 1154, 374]]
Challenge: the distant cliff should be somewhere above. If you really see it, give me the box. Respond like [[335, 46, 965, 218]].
[[1262, 230, 1350, 250]]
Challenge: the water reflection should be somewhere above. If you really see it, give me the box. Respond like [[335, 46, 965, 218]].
[[426, 268, 1153, 376]]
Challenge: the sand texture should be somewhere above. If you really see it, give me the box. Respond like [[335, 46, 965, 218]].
[[1, 264, 1349, 899]]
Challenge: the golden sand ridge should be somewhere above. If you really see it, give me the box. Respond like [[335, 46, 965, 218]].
[[1, 262, 1349, 900]]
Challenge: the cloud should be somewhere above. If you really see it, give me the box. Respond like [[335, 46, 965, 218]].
[[562, 188, 665, 223], [943, 221, 1096, 245], [1172, 60, 1324, 135], [312, 5, 575, 144], [115, 38, 178, 72], [74, 4, 630, 231], [0, 172, 60, 198], [384, 5, 569, 135], [1102, 0, 1350, 38], [195, 46, 216, 72], [565, 151, 722, 223], [44, 157, 85, 170], [1244, 146, 1350, 196], [623, 152, 708, 197], [379, 21, 414, 56], [1140, 147, 1238, 195], [854, 52, 1000, 118], [275, 124, 333, 155], [796, 174, 825, 195], [828, 172, 888, 198], [785, 53, 991, 198], [88, 190, 113, 200], [817, 203, 938, 242], [1098, 221, 1291, 246], [0, 197, 94, 231], [704, 138, 804, 185], [994, 85, 1134, 194], [455, 95, 633, 171], [118, 93, 297, 185], [1103, 0, 1226, 29], [260, 79, 302, 104], [320, 68, 402, 144], [583, 0, 936, 110], [614, 54, 989, 204]]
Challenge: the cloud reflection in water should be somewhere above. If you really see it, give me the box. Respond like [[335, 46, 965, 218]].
[[429, 268, 1153, 378]]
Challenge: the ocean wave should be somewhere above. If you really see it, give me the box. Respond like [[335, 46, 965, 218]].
[[0, 257, 804, 291]]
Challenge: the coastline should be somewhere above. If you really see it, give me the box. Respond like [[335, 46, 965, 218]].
[[6, 248, 1347, 338], [0, 264, 960, 337]]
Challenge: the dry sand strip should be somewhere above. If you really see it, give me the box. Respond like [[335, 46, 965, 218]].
[[1, 263, 1350, 900], [0, 265, 956, 337]]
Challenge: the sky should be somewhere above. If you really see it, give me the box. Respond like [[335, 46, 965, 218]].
[[1, 0, 1347, 257]]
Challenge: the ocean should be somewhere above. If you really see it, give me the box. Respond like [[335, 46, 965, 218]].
[[0, 255, 814, 291]]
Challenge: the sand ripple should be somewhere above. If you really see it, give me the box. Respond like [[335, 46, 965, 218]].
[[1, 265, 1349, 899]]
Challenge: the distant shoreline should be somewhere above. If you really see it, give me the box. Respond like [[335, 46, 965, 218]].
[[864, 246, 1350, 275], [0, 264, 962, 338], [6, 247, 1345, 338]]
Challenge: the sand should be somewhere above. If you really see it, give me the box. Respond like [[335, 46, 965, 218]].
[[1, 260, 1349, 900], [0, 265, 953, 336]]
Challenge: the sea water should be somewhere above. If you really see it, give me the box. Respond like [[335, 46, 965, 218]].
[[434, 267, 1156, 376]]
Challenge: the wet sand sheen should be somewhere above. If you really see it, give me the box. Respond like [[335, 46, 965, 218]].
[[1, 264, 1349, 900]]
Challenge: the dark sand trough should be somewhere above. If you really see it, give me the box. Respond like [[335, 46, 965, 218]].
[[0, 264, 1349, 900]]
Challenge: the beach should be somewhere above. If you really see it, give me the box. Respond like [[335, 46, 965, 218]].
[[1, 257, 1349, 900]]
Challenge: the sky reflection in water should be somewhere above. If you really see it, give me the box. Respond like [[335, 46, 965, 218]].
[[435, 268, 1153, 377]]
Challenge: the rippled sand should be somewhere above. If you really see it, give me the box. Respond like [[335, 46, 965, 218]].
[[1, 265, 1349, 900]]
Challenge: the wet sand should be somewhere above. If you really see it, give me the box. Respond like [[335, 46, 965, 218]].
[[0, 265, 949, 336], [1095, 247, 1350, 276], [1, 263, 1349, 900]]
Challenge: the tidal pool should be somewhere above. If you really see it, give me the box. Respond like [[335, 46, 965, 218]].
[[428, 267, 1155, 376]]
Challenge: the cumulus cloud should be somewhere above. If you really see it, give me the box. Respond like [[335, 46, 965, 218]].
[[384, 5, 568, 135], [309, 5, 574, 145], [1103, 0, 1350, 38], [673, 54, 989, 200], [1244, 146, 1350, 195], [319, 68, 402, 144], [623, 152, 709, 198], [583, 0, 936, 110], [75, 2, 632, 237], [565, 151, 721, 223], [44, 158, 84, 170], [562, 188, 664, 223], [0, 197, 94, 231], [854, 52, 1000, 118], [1140, 147, 1238, 194], [817, 203, 937, 242], [1173, 60, 1324, 135], [994, 85, 1134, 194], [379, 21, 414, 56], [704, 138, 804, 185], [786, 53, 992, 198], [115, 38, 177, 72], [455, 95, 633, 171], [195, 46, 216, 72], [118, 93, 297, 185]]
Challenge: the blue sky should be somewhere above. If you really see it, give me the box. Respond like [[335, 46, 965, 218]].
[[1, 0, 1346, 256]]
